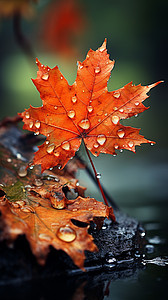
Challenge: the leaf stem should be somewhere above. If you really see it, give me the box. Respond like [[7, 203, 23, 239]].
[[83, 142, 109, 207]]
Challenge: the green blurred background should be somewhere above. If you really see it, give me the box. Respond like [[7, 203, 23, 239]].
[[0, 0, 167, 221]]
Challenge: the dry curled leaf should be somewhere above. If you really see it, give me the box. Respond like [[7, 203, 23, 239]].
[[20, 39, 161, 173]]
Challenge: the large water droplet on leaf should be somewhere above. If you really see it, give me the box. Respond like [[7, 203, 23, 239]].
[[67, 110, 75, 119], [111, 115, 119, 125], [57, 226, 76, 242], [117, 129, 125, 138], [25, 112, 30, 119], [97, 134, 106, 145], [113, 91, 120, 98], [29, 121, 33, 128], [95, 66, 101, 74], [72, 95, 77, 103], [18, 166, 27, 177], [42, 73, 49, 80], [128, 141, 134, 148], [35, 121, 41, 129], [78, 119, 90, 130], [61, 141, 70, 151], [87, 105, 93, 113], [46, 143, 55, 154]]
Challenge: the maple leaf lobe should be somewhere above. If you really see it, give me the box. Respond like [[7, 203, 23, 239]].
[[20, 39, 161, 172]]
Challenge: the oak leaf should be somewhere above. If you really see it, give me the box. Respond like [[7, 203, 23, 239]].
[[20, 40, 161, 172]]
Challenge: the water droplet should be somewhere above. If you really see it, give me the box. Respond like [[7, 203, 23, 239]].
[[61, 141, 70, 151], [54, 106, 57, 110], [29, 121, 33, 128], [29, 165, 34, 170], [46, 143, 55, 154], [39, 233, 52, 241], [87, 105, 93, 113], [88, 207, 93, 211], [94, 143, 99, 148], [72, 95, 77, 103], [72, 208, 78, 212], [16, 153, 22, 159], [21, 206, 34, 213], [15, 200, 26, 207], [150, 143, 154, 146], [35, 121, 41, 129], [98, 119, 101, 122], [45, 140, 49, 145], [145, 244, 154, 253], [42, 73, 49, 80], [18, 166, 27, 177], [97, 110, 103, 116], [114, 144, 119, 149], [57, 226, 76, 242], [97, 134, 106, 145], [95, 66, 101, 74], [34, 178, 43, 187], [78, 119, 90, 130], [35, 131, 39, 135], [7, 158, 12, 163], [25, 112, 30, 119], [51, 196, 65, 209], [117, 129, 125, 138], [134, 114, 138, 117], [135, 101, 140, 106], [113, 106, 118, 111], [60, 76, 63, 80], [113, 91, 120, 98], [78, 64, 83, 69], [57, 164, 62, 169], [104, 113, 108, 116], [96, 173, 101, 179], [54, 151, 60, 157], [120, 149, 123, 153], [113, 154, 117, 157], [119, 108, 124, 113], [112, 115, 119, 125], [67, 110, 75, 119], [11, 202, 20, 208], [128, 141, 134, 148], [82, 90, 85, 93]]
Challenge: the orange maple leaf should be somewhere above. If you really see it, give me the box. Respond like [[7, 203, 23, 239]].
[[20, 39, 161, 172]]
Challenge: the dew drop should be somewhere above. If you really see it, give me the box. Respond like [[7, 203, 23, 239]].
[[54, 106, 58, 110], [21, 206, 34, 213], [96, 173, 101, 179], [42, 73, 49, 81], [34, 178, 43, 187], [15, 200, 26, 207], [11, 202, 20, 208], [57, 164, 62, 169], [150, 143, 154, 146], [60, 76, 63, 80], [94, 143, 99, 148], [88, 207, 93, 211], [114, 144, 119, 149], [117, 129, 125, 138], [113, 154, 117, 157], [95, 66, 101, 74], [113, 106, 118, 111], [134, 114, 138, 118], [16, 153, 22, 159], [119, 108, 124, 113], [72, 208, 78, 212], [128, 141, 134, 148], [7, 158, 12, 163], [25, 111, 30, 119], [29, 121, 33, 128], [104, 113, 108, 116], [35, 131, 39, 135], [78, 119, 90, 130], [87, 105, 93, 113], [97, 110, 103, 116], [112, 115, 119, 125], [18, 166, 27, 177], [97, 134, 106, 145], [82, 90, 85, 93], [98, 119, 101, 122], [72, 95, 77, 103], [39, 233, 52, 241], [135, 101, 140, 106], [79, 64, 83, 69], [113, 91, 120, 98], [45, 140, 49, 145], [57, 226, 76, 242], [120, 149, 123, 153], [54, 151, 60, 157], [61, 141, 70, 151], [67, 110, 75, 119], [46, 143, 55, 154], [35, 121, 41, 129]]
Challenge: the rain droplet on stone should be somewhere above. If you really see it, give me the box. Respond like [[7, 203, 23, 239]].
[[135, 101, 140, 106], [78, 119, 90, 130], [25, 111, 30, 119], [57, 226, 76, 242], [39, 233, 52, 241], [35, 121, 41, 129], [54, 151, 60, 157], [128, 141, 134, 148], [96, 173, 101, 179], [67, 110, 75, 119], [97, 134, 106, 145], [95, 66, 101, 74], [18, 166, 27, 177], [42, 73, 49, 80], [117, 129, 125, 138], [113, 91, 120, 98], [87, 105, 93, 113], [72, 95, 77, 103], [34, 178, 43, 187], [46, 143, 55, 154], [112, 115, 119, 125], [29, 121, 33, 128], [61, 141, 70, 151]]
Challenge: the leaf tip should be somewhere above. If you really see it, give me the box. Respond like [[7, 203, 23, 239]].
[[99, 38, 107, 52]]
